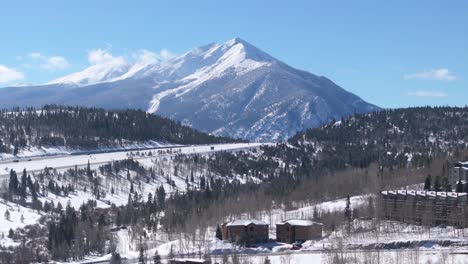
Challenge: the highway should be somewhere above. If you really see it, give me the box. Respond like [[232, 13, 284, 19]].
[[0, 143, 266, 182]]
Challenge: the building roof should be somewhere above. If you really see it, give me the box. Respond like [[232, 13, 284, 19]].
[[170, 258, 207, 263], [277, 219, 322, 226], [226, 219, 268, 226], [382, 190, 468, 199], [455, 161, 468, 168]]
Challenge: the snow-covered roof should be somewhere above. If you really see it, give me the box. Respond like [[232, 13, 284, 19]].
[[447, 192, 458, 198], [278, 219, 322, 226], [226, 219, 268, 226], [170, 258, 207, 263], [455, 161, 468, 168], [437, 192, 447, 198], [416, 191, 426, 196]]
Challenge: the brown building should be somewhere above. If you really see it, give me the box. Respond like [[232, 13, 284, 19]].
[[381, 190, 468, 227], [221, 219, 269, 245], [276, 220, 323, 244]]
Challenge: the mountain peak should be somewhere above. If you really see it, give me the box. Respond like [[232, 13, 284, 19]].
[[222, 37, 275, 63], [225, 37, 248, 46]]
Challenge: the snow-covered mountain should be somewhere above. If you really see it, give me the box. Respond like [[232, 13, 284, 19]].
[[0, 38, 379, 141]]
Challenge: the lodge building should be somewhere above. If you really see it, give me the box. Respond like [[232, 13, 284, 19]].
[[381, 190, 468, 227], [276, 219, 322, 244], [449, 161, 468, 188], [221, 219, 269, 245]]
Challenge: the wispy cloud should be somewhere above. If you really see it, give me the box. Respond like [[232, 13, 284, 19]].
[[0, 65, 24, 84], [158, 49, 175, 61], [28, 52, 70, 71], [87, 48, 125, 65], [404, 68, 456, 82], [41, 56, 70, 70], [87, 48, 176, 67], [407, 90, 447, 98]]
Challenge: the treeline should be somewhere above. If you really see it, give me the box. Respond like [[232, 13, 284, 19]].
[[0, 105, 241, 154], [290, 106, 468, 169]]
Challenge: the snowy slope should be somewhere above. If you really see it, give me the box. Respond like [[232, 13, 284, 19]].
[[0, 38, 379, 141]]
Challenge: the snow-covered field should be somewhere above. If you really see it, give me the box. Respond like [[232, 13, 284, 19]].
[[0, 142, 269, 253], [0, 199, 43, 247], [104, 193, 468, 264]]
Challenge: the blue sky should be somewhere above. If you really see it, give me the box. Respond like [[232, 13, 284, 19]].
[[0, 0, 466, 108]]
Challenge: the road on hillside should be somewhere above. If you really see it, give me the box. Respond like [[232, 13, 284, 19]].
[[0, 143, 267, 181]]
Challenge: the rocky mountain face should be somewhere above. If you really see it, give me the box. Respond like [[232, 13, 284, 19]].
[[0, 38, 379, 141]]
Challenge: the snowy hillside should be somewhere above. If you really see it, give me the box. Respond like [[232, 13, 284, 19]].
[[0, 38, 379, 141]]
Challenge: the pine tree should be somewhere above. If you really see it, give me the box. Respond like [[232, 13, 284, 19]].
[[264, 256, 271, 264], [434, 176, 442, 192], [153, 250, 162, 264], [8, 169, 18, 195], [138, 246, 145, 264], [344, 195, 351, 221], [344, 195, 352, 234], [8, 228, 14, 238], [215, 224, 223, 240], [424, 174, 432, 191], [20, 169, 27, 198], [110, 252, 122, 264], [168, 244, 175, 260], [4, 210, 10, 221], [87, 159, 92, 179]]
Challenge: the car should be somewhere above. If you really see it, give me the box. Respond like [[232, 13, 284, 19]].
[[291, 242, 303, 250]]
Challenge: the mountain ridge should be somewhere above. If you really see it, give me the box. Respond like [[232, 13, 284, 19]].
[[0, 38, 380, 141]]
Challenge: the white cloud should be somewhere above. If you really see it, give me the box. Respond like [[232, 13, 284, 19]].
[[135, 49, 159, 64], [132, 49, 175, 65], [0, 65, 24, 84], [404, 68, 456, 82], [88, 48, 126, 65], [158, 49, 175, 61], [26, 52, 70, 71], [407, 90, 447, 98], [29, 52, 44, 59], [41, 56, 70, 71]]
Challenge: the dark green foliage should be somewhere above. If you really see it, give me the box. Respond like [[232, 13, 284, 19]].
[[110, 252, 122, 264], [424, 175, 432, 191], [0, 105, 240, 153], [215, 224, 222, 240], [153, 250, 162, 264], [138, 246, 145, 264], [434, 176, 442, 191]]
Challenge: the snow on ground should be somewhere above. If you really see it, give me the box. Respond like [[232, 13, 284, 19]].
[[61, 192, 468, 263], [0, 140, 178, 161], [0, 142, 268, 255], [0, 143, 267, 179], [0, 199, 43, 247]]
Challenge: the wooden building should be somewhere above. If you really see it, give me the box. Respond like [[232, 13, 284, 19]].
[[221, 219, 269, 245], [381, 190, 468, 227], [276, 220, 322, 244]]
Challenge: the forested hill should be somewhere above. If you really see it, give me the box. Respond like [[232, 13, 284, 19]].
[[132, 107, 468, 233], [0, 105, 239, 154], [283, 106, 468, 169]]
